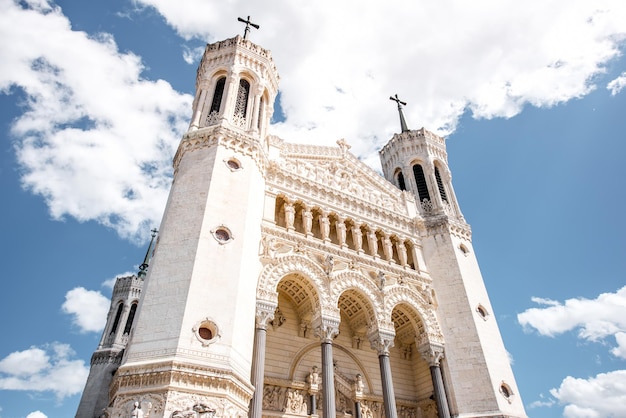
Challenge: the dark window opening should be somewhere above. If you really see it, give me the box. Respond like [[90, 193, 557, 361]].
[[234, 79, 250, 119], [435, 166, 448, 202], [210, 77, 226, 114], [397, 171, 406, 191], [413, 164, 430, 202], [110, 303, 123, 334], [123, 303, 138, 334]]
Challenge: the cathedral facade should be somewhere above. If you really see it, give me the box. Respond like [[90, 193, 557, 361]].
[[76, 34, 527, 418]]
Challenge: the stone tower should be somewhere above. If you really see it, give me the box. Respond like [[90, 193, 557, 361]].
[[380, 128, 525, 417], [77, 32, 526, 418], [102, 35, 279, 417], [76, 232, 155, 418]]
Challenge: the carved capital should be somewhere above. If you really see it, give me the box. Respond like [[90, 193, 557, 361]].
[[368, 328, 395, 355], [418, 342, 445, 367], [312, 314, 340, 343], [255, 301, 277, 330]]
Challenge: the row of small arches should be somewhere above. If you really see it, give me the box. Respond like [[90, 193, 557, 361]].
[[109, 301, 138, 337], [274, 196, 418, 270], [395, 163, 448, 204]]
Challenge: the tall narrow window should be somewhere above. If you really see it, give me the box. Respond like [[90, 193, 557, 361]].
[[435, 166, 448, 202], [397, 171, 406, 191], [123, 303, 138, 335], [110, 303, 123, 334], [234, 79, 250, 127], [413, 164, 430, 202], [210, 77, 226, 114]]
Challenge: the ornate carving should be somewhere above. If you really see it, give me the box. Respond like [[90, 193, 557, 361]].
[[418, 342, 445, 367], [368, 328, 396, 355], [255, 300, 276, 330], [312, 314, 340, 343]]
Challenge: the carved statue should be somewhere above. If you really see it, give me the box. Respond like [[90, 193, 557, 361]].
[[302, 208, 313, 235], [354, 373, 364, 396], [319, 214, 330, 241], [307, 366, 320, 387], [130, 402, 143, 418], [378, 271, 386, 290], [284, 203, 295, 230]]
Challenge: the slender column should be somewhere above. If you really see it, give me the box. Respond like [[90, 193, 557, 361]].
[[250, 86, 263, 133], [419, 343, 450, 418], [190, 88, 207, 130], [314, 317, 340, 418], [249, 302, 276, 418], [369, 330, 397, 418]]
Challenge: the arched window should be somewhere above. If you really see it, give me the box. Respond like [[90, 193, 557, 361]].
[[210, 77, 226, 114], [110, 302, 124, 334], [234, 79, 250, 126], [435, 166, 448, 202], [123, 303, 138, 334], [412, 164, 430, 202], [396, 170, 406, 191]]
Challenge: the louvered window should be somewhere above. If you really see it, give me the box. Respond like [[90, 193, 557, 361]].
[[435, 166, 448, 202], [413, 164, 430, 202]]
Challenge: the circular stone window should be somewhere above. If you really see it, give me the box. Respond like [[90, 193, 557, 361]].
[[193, 319, 219, 346], [225, 158, 242, 171], [500, 383, 513, 402], [476, 304, 489, 320], [212, 226, 233, 244]]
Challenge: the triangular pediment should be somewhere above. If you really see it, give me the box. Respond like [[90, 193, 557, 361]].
[[270, 139, 412, 215]]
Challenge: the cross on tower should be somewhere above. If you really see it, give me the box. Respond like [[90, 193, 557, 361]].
[[237, 16, 259, 40], [389, 94, 409, 132]]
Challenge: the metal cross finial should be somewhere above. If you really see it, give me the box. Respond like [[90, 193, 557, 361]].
[[390, 94, 409, 132], [237, 15, 259, 40]]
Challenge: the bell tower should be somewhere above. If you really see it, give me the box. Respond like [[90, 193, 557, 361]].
[[379, 104, 527, 417], [104, 34, 279, 417]]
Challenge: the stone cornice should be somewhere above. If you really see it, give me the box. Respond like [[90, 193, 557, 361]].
[[174, 125, 268, 175]]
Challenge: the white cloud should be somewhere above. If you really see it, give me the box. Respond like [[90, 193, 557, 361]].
[[0, 0, 191, 241], [550, 370, 626, 418], [62, 287, 110, 333], [518, 286, 626, 358], [607, 72, 626, 95], [26, 412, 48, 418], [2, 0, 626, 240], [137, 0, 626, 153], [0, 343, 88, 399]]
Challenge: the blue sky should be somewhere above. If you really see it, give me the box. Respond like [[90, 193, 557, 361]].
[[1, 1, 625, 417]]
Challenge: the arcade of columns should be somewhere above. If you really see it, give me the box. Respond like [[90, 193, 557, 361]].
[[244, 186, 451, 418]]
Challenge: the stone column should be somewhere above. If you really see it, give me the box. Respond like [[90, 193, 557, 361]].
[[419, 343, 450, 418], [250, 86, 263, 133], [369, 330, 397, 418], [314, 317, 340, 418], [249, 302, 276, 418], [190, 88, 207, 130], [223, 73, 238, 123]]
